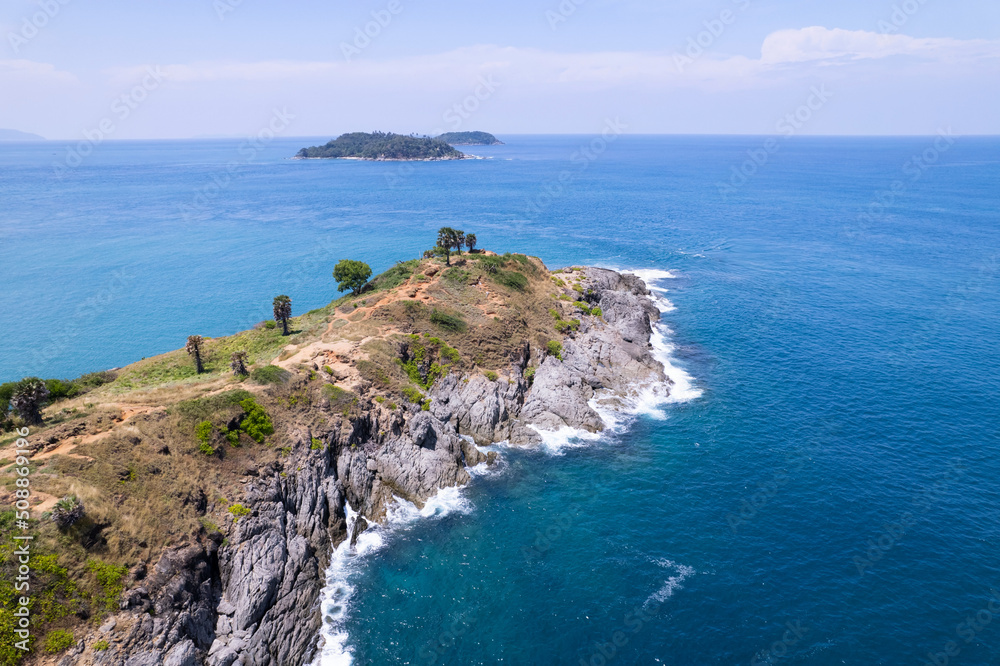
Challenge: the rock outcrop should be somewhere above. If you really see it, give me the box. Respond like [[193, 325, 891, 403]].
[[60, 267, 669, 666]]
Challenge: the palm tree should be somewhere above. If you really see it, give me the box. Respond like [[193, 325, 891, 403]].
[[186, 335, 205, 374], [453, 230, 465, 257], [465, 233, 477, 253], [273, 295, 292, 336], [437, 227, 457, 265], [230, 351, 249, 377], [11, 377, 50, 425]]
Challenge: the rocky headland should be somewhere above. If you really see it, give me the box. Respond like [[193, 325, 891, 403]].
[[1, 252, 671, 666]]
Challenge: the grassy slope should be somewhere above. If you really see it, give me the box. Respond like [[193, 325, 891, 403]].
[[0, 250, 604, 663]]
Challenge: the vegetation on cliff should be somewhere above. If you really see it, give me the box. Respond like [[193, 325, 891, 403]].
[[295, 132, 465, 160], [0, 232, 614, 663]]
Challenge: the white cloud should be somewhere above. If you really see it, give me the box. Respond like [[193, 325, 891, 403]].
[[0, 58, 76, 83], [760, 27, 1000, 65], [96, 28, 999, 93]]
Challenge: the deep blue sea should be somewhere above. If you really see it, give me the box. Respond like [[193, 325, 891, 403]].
[[2, 135, 999, 665]]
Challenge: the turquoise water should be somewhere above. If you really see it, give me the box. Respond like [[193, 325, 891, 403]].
[[2, 136, 1000, 664]]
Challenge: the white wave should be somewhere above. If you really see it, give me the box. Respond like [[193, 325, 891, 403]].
[[625, 268, 678, 282], [649, 325, 702, 403], [312, 486, 474, 665], [632, 269, 702, 404], [527, 423, 601, 455], [646, 559, 696, 605]]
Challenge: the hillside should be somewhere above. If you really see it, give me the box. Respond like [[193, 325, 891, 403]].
[[0, 245, 667, 665], [295, 132, 465, 160], [435, 131, 503, 145], [0, 129, 45, 142]]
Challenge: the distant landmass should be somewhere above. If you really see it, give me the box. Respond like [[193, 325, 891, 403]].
[[295, 132, 465, 161], [0, 128, 46, 142], [436, 131, 503, 146]]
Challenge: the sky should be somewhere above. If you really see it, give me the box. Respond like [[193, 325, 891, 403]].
[[1, 0, 998, 139]]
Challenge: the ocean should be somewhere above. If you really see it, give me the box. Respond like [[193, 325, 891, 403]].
[[2, 135, 999, 664]]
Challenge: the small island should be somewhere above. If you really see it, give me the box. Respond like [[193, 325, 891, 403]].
[[436, 131, 503, 146], [295, 132, 465, 161]]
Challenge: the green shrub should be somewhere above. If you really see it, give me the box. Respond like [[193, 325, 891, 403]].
[[228, 503, 251, 521], [323, 365, 334, 375], [311, 437, 324, 450], [388, 402, 398, 410], [443, 268, 472, 283], [591, 307, 602, 317], [374, 396, 385, 403], [93, 640, 110, 651], [483, 370, 498, 382], [524, 366, 536, 380], [549, 308, 561, 319], [402, 387, 423, 404], [250, 365, 290, 385], [546, 340, 564, 360], [551, 276, 566, 287], [87, 561, 129, 611], [74, 370, 117, 391], [238, 398, 274, 443], [369, 260, 417, 291], [494, 270, 528, 292], [44, 629, 74, 653], [45, 378, 79, 401], [573, 283, 584, 293], [554, 319, 581, 334], [421, 399, 432, 411], [264, 320, 277, 329], [429, 310, 467, 333]]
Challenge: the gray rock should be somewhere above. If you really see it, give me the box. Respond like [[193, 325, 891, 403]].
[[79, 266, 667, 666], [164, 640, 198, 666]]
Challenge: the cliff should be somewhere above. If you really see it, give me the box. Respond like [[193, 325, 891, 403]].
[[1, 253, 670, 665]]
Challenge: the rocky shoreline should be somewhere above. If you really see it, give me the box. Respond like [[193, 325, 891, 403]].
[[56, 267, 671, 666]]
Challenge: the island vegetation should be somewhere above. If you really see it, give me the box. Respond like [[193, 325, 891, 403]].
[[435, 131, 503, 146], [295, 132, 465, 161]]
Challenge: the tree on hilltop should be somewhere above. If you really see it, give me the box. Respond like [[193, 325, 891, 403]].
[[186, 336, 205, 374], [333, 260, 373, 296], [465, 233, 477, 253], [273, 295, 292, 336], [437, 227, 466, 265], [230, 351, 249, 377], [11, 377, 50, 425]]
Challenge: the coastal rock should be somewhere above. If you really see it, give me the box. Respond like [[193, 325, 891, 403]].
[[74, 266, 668, 666]]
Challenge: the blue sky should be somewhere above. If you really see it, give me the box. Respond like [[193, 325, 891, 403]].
[[2, 0, 998, 138]]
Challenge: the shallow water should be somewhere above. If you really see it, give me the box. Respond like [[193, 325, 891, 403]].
[[3, 135, 999, 664]]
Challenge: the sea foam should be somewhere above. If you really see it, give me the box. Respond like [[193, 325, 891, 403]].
[[312, 486, 474, 665]]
